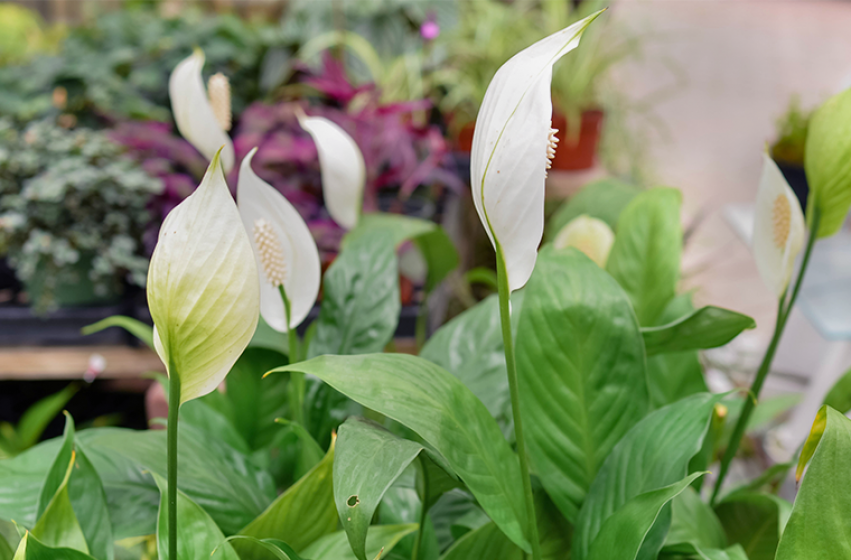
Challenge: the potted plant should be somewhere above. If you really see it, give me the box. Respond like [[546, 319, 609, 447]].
[[770, 95, 812, 210]]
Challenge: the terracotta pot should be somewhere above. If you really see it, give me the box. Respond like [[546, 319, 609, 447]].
[[550, 110, 604, 171], [457, 122, 475, 153]]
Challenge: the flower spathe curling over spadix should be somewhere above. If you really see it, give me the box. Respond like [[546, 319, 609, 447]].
[[297, 110, 365, 230], [753, 153, 806, 298], [147, 149, 259, 404], [238, 147, 321, 332], [169, 48, 235, 173], [471, 10, 604, 292]]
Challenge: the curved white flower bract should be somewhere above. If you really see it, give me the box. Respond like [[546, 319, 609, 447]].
[[753, 154, 806, 298], [298, 113, 365, 230], [169, 49, 235, 173], [553, 214, 615, 267], [148, 151, 259, 404], [238, 147, 321, 332], [471, 11, 603, 292]]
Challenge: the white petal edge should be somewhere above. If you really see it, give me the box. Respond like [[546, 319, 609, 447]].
[[147, 152, 259, 404], [471, 11, 603, 292], [752, 154, 806, 297], [238, 147, 321, 332], [298, 113, 365, 230], [169, 49, 235, 173]]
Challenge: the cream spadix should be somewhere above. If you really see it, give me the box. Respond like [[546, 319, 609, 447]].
[[471, 11, 603, 292], [297, 111, 365, 230], [753, 154, 806, 298], [238, 147, 321, 332], [147, 150, 259, 404], [553, 214, 615, 267], [169, 49, 235, 173]]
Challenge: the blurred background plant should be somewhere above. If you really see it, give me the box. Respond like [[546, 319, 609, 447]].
[[0, 118, 162, 311], [0, 3, 65, 67], [771, 95, 811, 167]]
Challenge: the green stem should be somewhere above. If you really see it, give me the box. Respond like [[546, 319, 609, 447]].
[[415, 289, 430, 352], [279, 286, 304, 426], [412, 456, 430, 560], [711, 210, 820, 504], [495, 251, 542, 560], [167, 367, 181, 560]]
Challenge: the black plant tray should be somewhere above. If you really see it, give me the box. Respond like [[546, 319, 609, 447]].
[[0, 302, 135, 347]]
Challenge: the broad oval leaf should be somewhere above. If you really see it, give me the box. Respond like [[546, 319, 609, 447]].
[[268, 353, 531, 552], [546, 178, 641, 240], [516, 247, 649, 521], [308, 231, 400, 358], [32, 454, 88, 554], [223, 537, 305, 560], [715, 493, 790, 560], [152, 472, 239, 560], [439, 522, 522, 560], [573, 393, 724, 560], [587, 473, 705, 560], [665, 487, 726, 551], [776, 406, 851, 559], [301, 525, 417, 560], [642, 306, 755, 356], [606, 187, 682, 325]]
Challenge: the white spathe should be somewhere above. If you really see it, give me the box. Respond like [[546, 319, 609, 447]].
[[471, 11, 603, 292], [298, 112, 365, 230], [169, 49, 235, 173], [753, 154, 806, 298], [147, 150, 259, 404], [553, 214, 615, 268], [238, 147, 321, 332]]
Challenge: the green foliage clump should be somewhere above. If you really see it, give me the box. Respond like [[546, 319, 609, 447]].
[[771, 96, 811, 166], [0, 118, 161, 310]]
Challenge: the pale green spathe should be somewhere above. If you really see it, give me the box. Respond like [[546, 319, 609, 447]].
[[147, 151, 260, 405]]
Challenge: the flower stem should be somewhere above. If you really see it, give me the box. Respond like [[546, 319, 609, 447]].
[[711, 210, 820, 504], [495, 250, 542, 560], [279, 285, 304, 426], [167, 366, 181, 560], [412, 455, 430, 560]]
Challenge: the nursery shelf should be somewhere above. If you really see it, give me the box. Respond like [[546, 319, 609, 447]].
[[0, 346, 162, 380]]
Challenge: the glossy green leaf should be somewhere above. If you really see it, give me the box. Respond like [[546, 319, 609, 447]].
[[268, 353, 531, 552], [378, 485, 440, 560], [309, 231, 400, 358], [16, 385, 78, 451], [573, 393, 724, 560], [248, 315, 287, 354], [178, 398, 250, 455], [587, 472, 705, 560], [516, 247, 649, 521], [666, 487, 726, 550], [223, 537, 305, 560], [662, 543, 749, 560], [546, 178, 641, 239], [81, 316, 154, 350], [334, 418, 428, 560], [10, 533, 96, 560], [776, 406, 851, 559], [646, 294, 709, 408], [642, 306, 755, 356], [32, 454, 88, 553], [36, 415, 112, 560], [823, 366, 851, 413], [606, 187, 682, 325], [715, 493, 790, 560], [152, 472, 239, 560], [0, 533, 11, 560], [225, 348, 290, 450], [415, 228, 459, 291], [301, 525, 417, 560], [0, 439, 62, 527], [439, 522, 521, 560], [237, 442, 336, 554], [420, 293, 524, 433], [804, 86, 851, 238]]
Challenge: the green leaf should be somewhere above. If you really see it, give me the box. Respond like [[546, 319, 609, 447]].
[[309, 231, 400, 358], [823, 366, 851, 413], [0, 439, 62, 527], [152, 472, 239, 560], [378, 486, 440, 560], [268, 353, 531, 552], [573, 393, 724, 560], [715, 493, 790, 560], [439, 522, 522, 560], [420, 293, 523, 432], [10, 533, 96, 560], [720, 461, 793, 502], [587, 472, 705, 560], [178, 398, 251, 455], [81, 316, 153, 350], [32, 453, 88, 553], [662, 543, 749, 560], [36, 415, 112, 560], [334, 418, 430, 560], [415, 228, 459, 291], [776, 406, 851, 559], [16, 385, 78, 451], [237, 442, 336, 554], [249, 315, 287, 354], [222, 537, 305, 560], [606, 187, 682, 326], [0, 531, 11, 560], [302, 525, 417, 560], [546, 178, 641, 239], [804, 86, 851, 238], [665, 487, 726, 550], [515, 247, 649, 521], [642, 306, 755, 356], [225, 348, 290, 450]]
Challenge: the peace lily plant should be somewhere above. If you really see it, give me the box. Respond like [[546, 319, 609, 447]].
[[6, 17, 851, 560]]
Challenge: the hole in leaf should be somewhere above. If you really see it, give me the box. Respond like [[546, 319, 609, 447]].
[[347, 495, 359, 507]]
